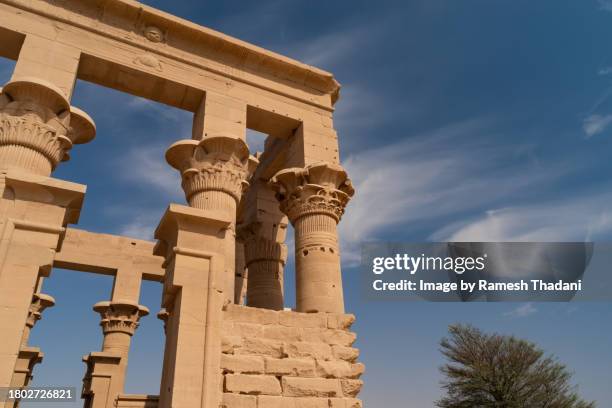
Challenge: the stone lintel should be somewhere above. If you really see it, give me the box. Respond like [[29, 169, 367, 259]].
[[54, 228, 165, 281], [0, 0, 339, 106]]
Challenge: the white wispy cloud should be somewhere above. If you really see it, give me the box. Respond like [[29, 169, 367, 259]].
[[598, 66, 612, 76], [338, 119, 567, 265], [598, 0, 612, 11], [290, 29, 365, 69], [113, 95, 192, 200], [126, 96, 192, 135], [119, 213, 157, 240], [333, 84, 420, 150], [504, 303, 537, 318], [582, 114, 612, 138], [431, 192, 612, 242], [214, 0, 289, 42], [276, 14, 392, 70], [119, 143, 184, 200]]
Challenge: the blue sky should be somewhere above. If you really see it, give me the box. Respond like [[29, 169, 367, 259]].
[[3, 0, 612, 406]]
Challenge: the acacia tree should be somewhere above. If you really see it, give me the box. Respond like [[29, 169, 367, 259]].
[[436, 324, 595, 408]]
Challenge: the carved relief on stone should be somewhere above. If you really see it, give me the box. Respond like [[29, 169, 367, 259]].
[[270, 162, 354, 224], [166, 135, 251, 207], [0, 78, 95, 175], [133, 53, 163, 72], [143, 25, 165, 43], [93, 300, 149, 336]]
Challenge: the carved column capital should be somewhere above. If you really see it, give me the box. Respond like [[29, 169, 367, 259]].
[[270, 163, 354, 313], [0, 78, 95, 175], [25, 292, 55, 329], [270, 162, 354, 224], [157, 308, 170, 334], [20, 292, 55, 347], [239, 222, 288, 267], [166, 135, 251, 206], [93, 300, 149, 336]]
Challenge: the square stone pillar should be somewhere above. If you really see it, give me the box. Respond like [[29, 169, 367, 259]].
[[11, 34, 81, 99], [81, 353, 122, 408], [0, 170, 85, 393], [4, 347, 44, 408], [155, 204, 230, 408], [192, 91, 247, 141], [286, 121, 340, 167]]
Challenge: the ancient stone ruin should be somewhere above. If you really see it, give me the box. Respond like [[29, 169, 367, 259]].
[[0, 1, 363, 407]]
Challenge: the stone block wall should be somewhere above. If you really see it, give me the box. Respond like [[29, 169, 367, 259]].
[[220, 304, 364, 408]]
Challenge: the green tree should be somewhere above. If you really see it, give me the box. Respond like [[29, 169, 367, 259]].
[[436, 324, 595, 408]]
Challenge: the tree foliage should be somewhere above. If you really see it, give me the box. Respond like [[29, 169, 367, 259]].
[[436, 324, 595, 408]]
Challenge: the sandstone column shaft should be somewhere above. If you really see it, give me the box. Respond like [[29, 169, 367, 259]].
[[234, 240, 247, 304], [243, 233, 287, 310], [293, 213, 343, 313], [240, 179, 288, 310]]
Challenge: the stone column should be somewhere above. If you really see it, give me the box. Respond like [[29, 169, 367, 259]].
[[166, 136, 249, 304], [239, 222, 288, 310], [20, 292, 55, 347], [9, 348, 43, 391], [234, 238, 247, 305], [81, 301, 148, 408], [156, 309, 170, 403], [94, 300, 149, 366], [238, 176, 288, 310], [82, 262, 148, 408], [270, 163, 354, 314], [0, 76, 93, 393], [6, 291, 54, 407]]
